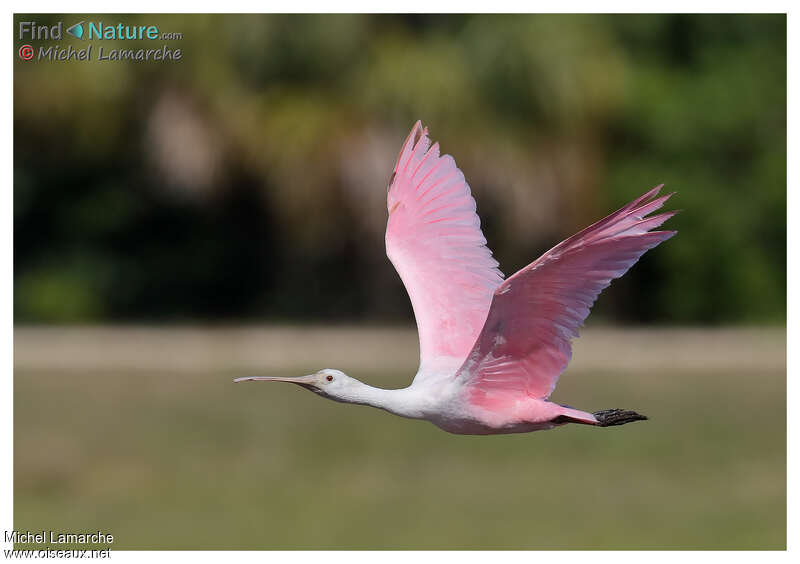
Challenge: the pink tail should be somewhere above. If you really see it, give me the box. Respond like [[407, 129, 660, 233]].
[[553, 406, 647, 427]]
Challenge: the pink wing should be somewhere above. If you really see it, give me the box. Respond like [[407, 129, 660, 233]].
[[386, 121, 504, 376], [458, 186, 677, 405]]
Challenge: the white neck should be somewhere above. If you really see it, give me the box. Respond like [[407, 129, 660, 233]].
[[331, 383, 428, 420]]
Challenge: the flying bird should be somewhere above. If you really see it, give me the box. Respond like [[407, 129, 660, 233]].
[[236, 121, 676, 435]]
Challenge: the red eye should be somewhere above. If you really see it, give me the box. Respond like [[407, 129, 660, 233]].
[[326, 375, 334, 382]]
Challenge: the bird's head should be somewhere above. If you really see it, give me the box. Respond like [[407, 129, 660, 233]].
[[234, 369, 362, 402]]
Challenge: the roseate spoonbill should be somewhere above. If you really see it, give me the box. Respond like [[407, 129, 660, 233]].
[[236, 121, 676, 435]]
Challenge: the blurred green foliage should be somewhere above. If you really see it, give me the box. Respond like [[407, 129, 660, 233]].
[[14, 14, 786, 324]]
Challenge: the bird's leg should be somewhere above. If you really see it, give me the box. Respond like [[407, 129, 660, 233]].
[[592, 408, 648, 427]]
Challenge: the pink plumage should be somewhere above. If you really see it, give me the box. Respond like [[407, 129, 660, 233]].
[[386, 121, 503, 377], [237, 121, 677, 436], [458, 186, 675, 430]]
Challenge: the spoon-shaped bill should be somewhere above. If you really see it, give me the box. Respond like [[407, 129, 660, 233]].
[[233, 375, 318, 385]]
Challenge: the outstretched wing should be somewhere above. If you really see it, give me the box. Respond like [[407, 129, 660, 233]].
[[386, 121, 504, 378], [458, 186, 676, 405]]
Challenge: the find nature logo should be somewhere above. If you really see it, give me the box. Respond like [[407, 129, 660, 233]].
[[66, 21, 84, 39], [17, 19, 183, 62], [17, 20, 76, 61]]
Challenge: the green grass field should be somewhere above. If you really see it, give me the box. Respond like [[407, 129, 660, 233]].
[[14, 326, 785, 549]]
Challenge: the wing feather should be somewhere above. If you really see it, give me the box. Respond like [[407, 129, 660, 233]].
[[458, 187, 677, 403], [386, 121, 504, 378]]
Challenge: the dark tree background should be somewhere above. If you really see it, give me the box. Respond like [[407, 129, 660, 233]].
[[14, 14, 786, 324]]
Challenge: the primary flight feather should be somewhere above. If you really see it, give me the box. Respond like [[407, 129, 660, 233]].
[[236, 121, 677, 435]]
